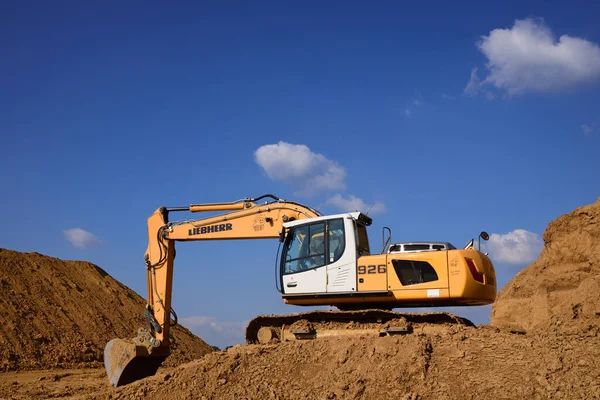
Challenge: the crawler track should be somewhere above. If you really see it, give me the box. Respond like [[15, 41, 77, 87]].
[[245, 309, 474, 343]]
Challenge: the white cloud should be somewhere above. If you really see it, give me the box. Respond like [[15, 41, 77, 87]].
[[326, 194, 387, 216], [464, 68, 497, 99], [404, 94, 422, 117], [254, 142, 346, 192], [254, 143, 386, 211], [469, 18, 600, 95], [581, 124, 593, 135], [63, 228, 101, 249], [484, 91, 497, 101], [464, 67, 481, 96], [441, 93, 455, 100], [180, 316, 246, 334], [180, 316, 247, 349], [483, 229, 543, 265]]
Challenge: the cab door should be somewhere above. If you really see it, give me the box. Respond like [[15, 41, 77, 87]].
[[281, 221, 328, 294], [326, 217, 358, 293]]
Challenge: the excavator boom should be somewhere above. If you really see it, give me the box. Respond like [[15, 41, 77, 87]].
[[105, 195, 321, 386]]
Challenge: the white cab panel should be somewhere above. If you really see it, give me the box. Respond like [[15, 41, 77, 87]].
[[326, 217, 358, 292], [282, 267, 327, 294]]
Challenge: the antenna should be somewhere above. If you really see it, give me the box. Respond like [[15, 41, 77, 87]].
[[366, 203, 375, 216]]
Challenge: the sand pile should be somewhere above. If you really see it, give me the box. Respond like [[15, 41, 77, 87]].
[[491, 198, 600, 333], [0, 249, 213, 371], [89, 326, 600, 400]]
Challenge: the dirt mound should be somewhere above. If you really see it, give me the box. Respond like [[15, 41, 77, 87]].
[[491, 198, 600, 333], [0, 248, 213, 371], [85, 326, 600, 400]]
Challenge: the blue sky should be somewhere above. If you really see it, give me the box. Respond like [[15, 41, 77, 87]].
[[2, 1, 599, 349]]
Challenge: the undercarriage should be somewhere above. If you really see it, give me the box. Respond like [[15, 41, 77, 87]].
[[245, 309, 474, 344]]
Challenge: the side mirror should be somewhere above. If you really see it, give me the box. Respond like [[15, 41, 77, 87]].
[[478, 231, 489, 251]]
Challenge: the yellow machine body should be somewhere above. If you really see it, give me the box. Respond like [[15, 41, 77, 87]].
[[277, 211, 495, 309], [283, 249, 496, 308]]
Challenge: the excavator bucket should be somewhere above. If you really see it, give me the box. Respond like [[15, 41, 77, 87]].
[[104, 338, 166, 387]]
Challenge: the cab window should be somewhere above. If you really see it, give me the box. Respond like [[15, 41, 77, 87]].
[[327, 219, 345, 263], [283, 222, 325, 274], [355, 223, 370, 255]]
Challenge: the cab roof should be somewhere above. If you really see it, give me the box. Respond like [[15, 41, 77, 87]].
[[283, 212, 372, 228]]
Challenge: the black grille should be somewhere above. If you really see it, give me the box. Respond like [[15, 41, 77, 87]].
[[392, 260, 439, 286]]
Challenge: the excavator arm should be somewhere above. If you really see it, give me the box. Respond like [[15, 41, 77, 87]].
[[105, 195, 321, 386]]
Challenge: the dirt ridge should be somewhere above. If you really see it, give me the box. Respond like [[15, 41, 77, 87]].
[[85, 326, 600, 400], [0, 248, 213, 372], [491, 198, 600, 333]]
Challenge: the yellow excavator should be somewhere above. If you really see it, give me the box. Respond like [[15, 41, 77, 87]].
[[104, 194, 496, 386]]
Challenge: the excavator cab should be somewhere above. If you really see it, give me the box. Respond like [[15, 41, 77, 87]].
[[279, 212, 371, 295]]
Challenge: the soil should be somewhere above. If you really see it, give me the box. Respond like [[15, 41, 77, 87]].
[[0, 368, 107, 400], [2, 198, 600, 399], [0, 249, 214, 372], [491, 198, 600, 334], [3, 326, 600, 399], [89, 327, 600, 400]]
